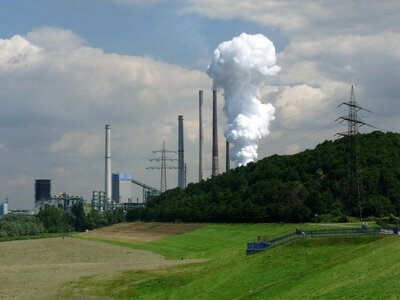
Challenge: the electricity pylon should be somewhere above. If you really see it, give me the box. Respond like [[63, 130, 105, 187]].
[[147, 141, 178, 193], [336, 85, 373, 219]]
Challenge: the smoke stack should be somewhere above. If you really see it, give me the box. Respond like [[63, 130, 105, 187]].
[[178, 115, 185, 188], [105, 124, 112, 203], [199, 90, 203, 181], [212, 90, 219, 176], [226, 140, 230, 172]]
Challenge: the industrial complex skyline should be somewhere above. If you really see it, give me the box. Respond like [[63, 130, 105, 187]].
[[0, 1, 399, 209]]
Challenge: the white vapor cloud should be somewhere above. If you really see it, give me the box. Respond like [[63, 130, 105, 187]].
[[208, 33, 280, 165]]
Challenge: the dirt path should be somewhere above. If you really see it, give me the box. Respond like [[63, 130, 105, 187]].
[[0, 237, 196, 299], [81, 222, 206, 243]]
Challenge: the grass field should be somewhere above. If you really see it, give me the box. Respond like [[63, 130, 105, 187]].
[[0, 236, 198, 299], [69, 222, 400, 299], [2, 222, 399, 299]]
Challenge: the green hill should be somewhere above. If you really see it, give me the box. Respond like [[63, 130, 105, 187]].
[[66, 223, 400, 299], [142, 131, 400, 222]]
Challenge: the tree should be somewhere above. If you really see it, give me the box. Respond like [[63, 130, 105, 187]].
[[71, 201, 86, 231], [36, 204, 72, 233]]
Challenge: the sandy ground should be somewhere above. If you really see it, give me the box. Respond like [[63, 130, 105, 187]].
[[0, 237, 196, 299], [81, 222, 206, 243]]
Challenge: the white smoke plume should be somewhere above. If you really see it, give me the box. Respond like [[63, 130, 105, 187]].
[[207, 33, 281, 166]]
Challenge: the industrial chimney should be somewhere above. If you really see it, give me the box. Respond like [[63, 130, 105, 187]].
[[199, 90, 203, 182], [178, 115, 185, 188], [226, 140, 230, 172], [105, 124, 112, 203], [212, 90, 219, 176]]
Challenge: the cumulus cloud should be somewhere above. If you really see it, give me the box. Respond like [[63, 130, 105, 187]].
[[0, 35, 42, 71], [26, 27, 86, 51]]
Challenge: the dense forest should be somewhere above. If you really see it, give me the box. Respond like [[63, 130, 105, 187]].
[[142, 131, 400, 223]]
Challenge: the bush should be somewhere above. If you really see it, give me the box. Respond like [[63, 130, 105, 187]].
[[126, 207, 145, 222]]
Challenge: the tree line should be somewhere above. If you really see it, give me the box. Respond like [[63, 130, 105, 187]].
[[0, 203, 126, 238]]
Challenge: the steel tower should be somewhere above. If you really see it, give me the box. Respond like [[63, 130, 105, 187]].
[[147, 141, 178, 192], [336, 85, 372, 219]]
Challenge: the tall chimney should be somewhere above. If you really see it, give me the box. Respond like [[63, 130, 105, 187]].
[[178, 115, 185, 188], [105, 124, 112, 203], [199, 90, 203, 181], [226, 140, 230, 172], [212, 90, 219, 176]]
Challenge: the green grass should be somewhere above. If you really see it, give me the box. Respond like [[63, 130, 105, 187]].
[[63, 224, 400, 299]]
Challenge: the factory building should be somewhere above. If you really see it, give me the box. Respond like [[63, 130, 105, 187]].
[[112, 173, 133, 204], [91, 191, 108, 211], [0, 200, 8, 218], [35, 179, 51, 207], [52, 192, 85, 212]]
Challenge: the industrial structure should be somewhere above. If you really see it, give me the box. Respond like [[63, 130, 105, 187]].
[[336, 85, 372, 219], [226, 140, 230, 172], [178, 115, 185, 188], [34, 179, 85, 212], [0, 199, 8, 217], [112, 173, 134, 204], [105, 124, 112, 204], [147, 141, 178, 192], [35, 179, 52, 207], [199, 90, 204, 181], [212, 90, 219, 176], [52, 192, 84, 212], [130, 178, 159, 206], [91, 191, 108, 211]]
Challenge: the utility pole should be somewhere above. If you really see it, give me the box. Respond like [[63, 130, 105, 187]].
[[146, 141, 178, 193], [336, 85, 372, 219]]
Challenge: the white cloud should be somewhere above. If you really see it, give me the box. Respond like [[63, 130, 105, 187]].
[[181, 0, 400, 37], [0, 35, 42, 71], [51, 131, 103, 156], [274, 84, 328, 127], [26, 27, 86, 51]]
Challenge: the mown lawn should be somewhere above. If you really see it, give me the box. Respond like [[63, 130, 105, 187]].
[[63, 223, 400, 299]]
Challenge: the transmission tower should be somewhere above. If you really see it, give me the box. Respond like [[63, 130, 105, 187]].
[[336, 85, 372, 219], [146, 141, 178, 193]]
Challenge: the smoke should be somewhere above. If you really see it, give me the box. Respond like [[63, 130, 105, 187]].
[[207, 33, 281, 166]]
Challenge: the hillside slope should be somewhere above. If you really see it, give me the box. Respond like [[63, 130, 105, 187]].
[[144, 131, 400, 222], [67, 223, 400, 299]]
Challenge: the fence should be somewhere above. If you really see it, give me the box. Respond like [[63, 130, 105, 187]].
[[246, 226, 398, 255]]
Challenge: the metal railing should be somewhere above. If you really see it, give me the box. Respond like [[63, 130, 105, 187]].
[[246, 227, 398, 255]]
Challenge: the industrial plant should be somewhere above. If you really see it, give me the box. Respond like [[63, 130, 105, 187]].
[[5, 89, 231, 217]]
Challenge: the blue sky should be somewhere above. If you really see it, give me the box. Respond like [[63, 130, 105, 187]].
[[0, 0, 399, 209], [0, 0, 286, 69]]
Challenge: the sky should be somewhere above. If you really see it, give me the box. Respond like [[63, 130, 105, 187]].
[[0, 0, 399, 209]]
